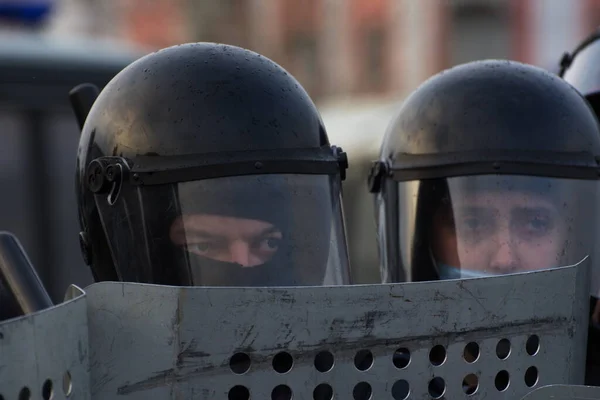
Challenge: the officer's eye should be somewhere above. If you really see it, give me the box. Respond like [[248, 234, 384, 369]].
[[519, 216, 554, 238], [186, 241, 224, 255], [257, 234, 282, 252], [459, 215, 493, 233], [462, 217, 482, 230], [513, 208, 555, 238], [189, 243, 211, 253], [529, 217, 550, 231], [456, 211, 495, 243]]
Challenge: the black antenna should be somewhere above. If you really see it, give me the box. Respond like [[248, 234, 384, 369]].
[[69, 83, 100, 131], [0, 232, 53, 316]]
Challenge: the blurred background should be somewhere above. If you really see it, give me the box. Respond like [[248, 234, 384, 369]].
[[0, 0, 596, 301]]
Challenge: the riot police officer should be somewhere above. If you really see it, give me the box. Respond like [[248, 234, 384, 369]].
[[559, 29, 600, 385], [75, 42, 351, 287], [368, 59, 600, 383]]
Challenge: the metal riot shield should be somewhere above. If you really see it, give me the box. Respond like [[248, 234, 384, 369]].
[[84, 257, 589, 400], [520, 384, 600, 399], [0, 285, 90, 400]]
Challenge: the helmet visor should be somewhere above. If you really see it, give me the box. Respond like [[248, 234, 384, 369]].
[[98, 173, 351, 287], [395, 175, 599, 293]]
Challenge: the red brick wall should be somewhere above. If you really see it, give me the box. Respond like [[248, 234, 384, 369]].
[[349, 0, 390, 94], [123, 0, 188, 50]]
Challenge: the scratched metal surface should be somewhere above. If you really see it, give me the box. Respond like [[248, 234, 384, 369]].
[[0, 285, 90, 400], [519, 384, 600, 399], [85, 261, 589, 400]]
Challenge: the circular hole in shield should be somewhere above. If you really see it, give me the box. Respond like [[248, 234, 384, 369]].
[[463, 342, 480, 363], [314, 351, 335, 373], [354, 349, 374, 371], [230, 352, 251, 374], [524, 366, 539, 387], [391, 379, 410, 400], [428, 377, 446, 399], [42, 379, 54, 400], [273, 352, 294, 374], [429, 345, 446, 366], [62, 371, 73, 397], [313, 383, 334, 400], [271, 384, 292, 400], [352, 382, 372, 400], [526, 335, 540, 356], [0, 394, 4, 400], [496, 339, 511, 360], [495, 370, 510, 391], [462, 374, 479, 395], [18, 387, 31, 400], [228, 385, 250, 400], [393, 348, 411, 369]]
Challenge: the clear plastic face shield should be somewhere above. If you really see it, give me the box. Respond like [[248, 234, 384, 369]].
[[88, 148, 351, 287], [396, 175, 600, 294], [167, 174, 350, 286]]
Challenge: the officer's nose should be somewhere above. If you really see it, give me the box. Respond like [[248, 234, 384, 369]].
[[229, 241, 253, 267], [489, 230, 519, 273]]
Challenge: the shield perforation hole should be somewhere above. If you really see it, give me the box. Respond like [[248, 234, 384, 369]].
[[496, 339, 511, 360], [352, 382, 372, 400], [526, 335, 540, 356], [428, 377, 446, 399], [313, 383, 333, 400], [463, 342, 480, 363], [462, 374, 479, 395], [230, 352, 251, 374], [273, 352, 294, 374], [524, 366, 539, 387], [271, 384, 292, 400], [429, 345, 446, 366], [42, 379, 54, 400], [495, 370, 510, 391], [314, 351, 334, 373], [391, 379, 410, 399], [0, 394, 5, 400], [18, 387, 31, 400], [228, 385, 250, 400], [354, 349, 374, 371], [393, 348, 411, 369], [62, 371, 72, 397]]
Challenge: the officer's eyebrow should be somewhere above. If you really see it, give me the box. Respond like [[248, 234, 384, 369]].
[[184, 230, 225, 240], [455, 206, 495, 215], [259, 227, 283, 236], [511, 206, 556, 216], [184, 226, 282, 240], [455, 205, 557, 217]]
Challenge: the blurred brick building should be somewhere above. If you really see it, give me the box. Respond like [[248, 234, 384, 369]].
[[46, 0, 600, 101]]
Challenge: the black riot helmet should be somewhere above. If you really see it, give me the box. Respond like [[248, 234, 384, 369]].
[[369, 60, 600, 289], [559, 27, 600, 115], [75, 43, 351, 287]]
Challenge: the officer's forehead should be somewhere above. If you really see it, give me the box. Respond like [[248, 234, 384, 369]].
[[453, 191, 556, 210]]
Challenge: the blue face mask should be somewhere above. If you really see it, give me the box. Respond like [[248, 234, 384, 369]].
[[437, 257, 589, 280], [437, 263, 496, 280]]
